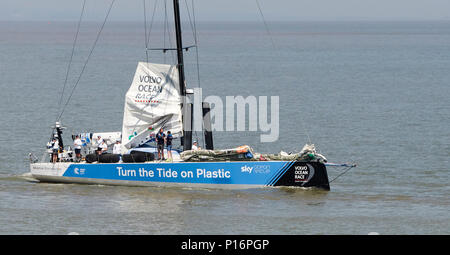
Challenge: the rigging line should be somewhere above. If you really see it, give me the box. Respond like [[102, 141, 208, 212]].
[[142, 1, 155, 130], [329, 165, 356, 183], [145, 0, 159, 53], [56, 0, 86, 120], [189, 0, 201, 89], [142, 1, 162, 126], [188, 0, 204, 148], [254, 0, 276, 50], [164, 0, 176, 64], [255, 0, 313, 145], [163, 0, 168, 64], [143, 0, 149, 63], [183, 0, 196, 44], [57, 0, 116, 121], [192, 1, 204, 149]]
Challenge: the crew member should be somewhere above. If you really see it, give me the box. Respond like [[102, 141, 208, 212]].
[[96, 135, 104, 145], [192, 141, 200, 151], [52, 138, 59, 163], [113, 140, 121, 155], [73, 135, 82, 162], [166, 131, 173, 162], [156, 128, 165, 160], [97, 140, 108, 155]]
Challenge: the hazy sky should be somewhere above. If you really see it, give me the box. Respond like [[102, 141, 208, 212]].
[[1, 0, 450, 21]]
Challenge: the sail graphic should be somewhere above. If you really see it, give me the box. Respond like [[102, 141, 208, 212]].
[[121, 62, 182, 151]]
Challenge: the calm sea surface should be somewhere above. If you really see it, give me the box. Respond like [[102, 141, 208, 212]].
[[0, 20, 449, 234]]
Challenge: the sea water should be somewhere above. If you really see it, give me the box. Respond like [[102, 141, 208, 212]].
[[0, 21, 449, 234]]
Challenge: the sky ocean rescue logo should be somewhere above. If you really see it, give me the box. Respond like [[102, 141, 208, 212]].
[[241, 165, 270, 174]]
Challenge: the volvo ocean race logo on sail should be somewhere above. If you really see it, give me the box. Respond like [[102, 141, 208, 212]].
[[135, 75, 164, 100]]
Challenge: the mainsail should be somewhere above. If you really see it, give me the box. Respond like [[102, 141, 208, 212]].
[[121, 62, 183, 151]]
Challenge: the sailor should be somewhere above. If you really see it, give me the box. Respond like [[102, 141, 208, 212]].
[[97, 140, 108, 155], [113, 140, 121, 155], [191, 141, 200, 151], [96, 135, 104, 145], [51, 138, 59, 163], [166, 131, 173, 162], [156, 128, 165, 160], [96, 135, 104, 154], [73, 135, 82, 162]]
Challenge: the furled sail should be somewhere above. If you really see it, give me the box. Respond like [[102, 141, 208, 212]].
[[121, 62, 182, 151]]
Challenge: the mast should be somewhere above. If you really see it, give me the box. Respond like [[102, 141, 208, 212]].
[[173, 0, 192, 151], [173, 0, 186, 95]]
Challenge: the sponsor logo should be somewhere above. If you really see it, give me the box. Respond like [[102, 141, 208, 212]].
[[73, 167, 85, 175], [254, 165, 270, 174], [137, 84, 163, 95], [240, 165, 271, 174], [241, 165, 253, 173], [139, 75, 163, 84], [294, 165, 309, 182], [135, 76, 164, 100]]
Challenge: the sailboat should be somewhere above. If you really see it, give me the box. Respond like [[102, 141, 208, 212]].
[[28, 0, 355, 190]]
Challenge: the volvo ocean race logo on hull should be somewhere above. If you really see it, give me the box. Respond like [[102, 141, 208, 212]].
[[294, 164, 314, 183]]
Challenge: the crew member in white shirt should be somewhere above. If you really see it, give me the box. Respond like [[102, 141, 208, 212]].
[[97, 140, 108, 155], [191, 141, 200, 151], [52, 138, 59, 163], [96, 135, 104, 145], [73, 135, 83, 162], [113, 140, 121, 155]]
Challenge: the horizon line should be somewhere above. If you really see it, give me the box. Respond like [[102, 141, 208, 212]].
[[1, 18, 450, 23]]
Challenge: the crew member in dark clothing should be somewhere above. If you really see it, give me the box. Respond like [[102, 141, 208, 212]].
[[156, 128, 165, 160], [166, 131, 173, 161]]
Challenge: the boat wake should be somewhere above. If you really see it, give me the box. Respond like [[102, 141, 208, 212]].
[[2, 172, 40, 183]]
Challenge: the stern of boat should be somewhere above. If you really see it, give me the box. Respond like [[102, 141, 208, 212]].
[[272, 161, 330, 190], [29, 162, 72, 182]]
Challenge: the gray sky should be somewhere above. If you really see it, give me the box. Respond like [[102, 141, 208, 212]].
[[1, 0, 450, 21]]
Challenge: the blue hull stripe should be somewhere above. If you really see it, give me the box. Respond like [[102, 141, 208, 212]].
[[61, 161, 294, 186], [266, 161, 295, 186], [271, 161, 295, 185], [265, 161, 290, 186]]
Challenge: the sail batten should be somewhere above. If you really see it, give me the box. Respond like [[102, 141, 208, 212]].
[[121, 62, 183, 151]]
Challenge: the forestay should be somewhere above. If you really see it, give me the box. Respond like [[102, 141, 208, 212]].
[[121, 62, 183, 151]]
